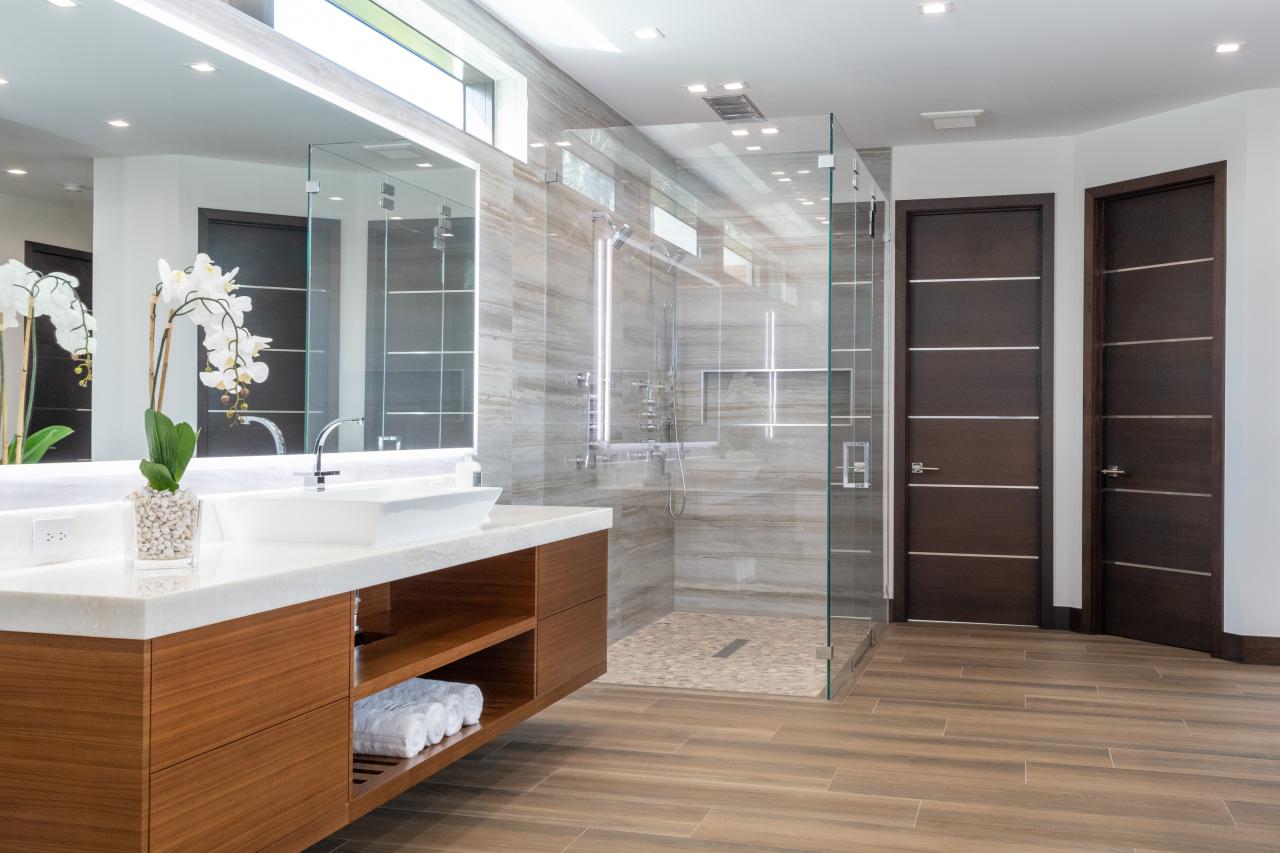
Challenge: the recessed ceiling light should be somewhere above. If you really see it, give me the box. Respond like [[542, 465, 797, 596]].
[[6, 169, 27, 176], [760, 127, 779, 135], [778, 177, 792, 183], [47, 0, 79, 7], [105, 119, 131, 128], [918, 1, 952, 14], [328, 196, 344, 201], [187, 62, 218, 73], [0, 78, 9, 86], [529, 142, 545, 149], [731, 129, 750, 137], [821, 196, 829, 201], [685, 83, 708, 94], [416, 162, 434, 168], [1215, 42, 1244, 54], [745, 145, 763, 151], [801, 200, 815, 206], [389, 215, 404, 220], [797, 169, 811, 174], [722, 81, 746, 91], [771, 170, 786, 176], [818, 219, 830, 224], [631, 27, 664, 40], [555, 141, 572, 147]]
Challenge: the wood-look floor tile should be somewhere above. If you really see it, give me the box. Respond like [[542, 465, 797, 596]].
[[386, 781, 710, 837], [1026, 761, 1280, 807], [691, 808, 1133, 852], [1225, 799, 1280, 832], [563, 827, 793, 852], [1111, 747, 1280, 782], [850, 671, 1099, 708], [490, 739, 839, 789], [333, 808, 586, 852], [960, 660, 1163, 687], [1033, 690, 1280, 726], [829, 766, 1235, 824], [915, 799, 1277, 853], [533, 767, 922, 828]]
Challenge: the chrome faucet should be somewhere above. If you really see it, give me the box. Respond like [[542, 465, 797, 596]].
[[300, 416, 364, 491], [238, 415, 286, 455]]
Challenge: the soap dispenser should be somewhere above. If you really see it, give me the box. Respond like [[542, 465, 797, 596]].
[[455, 453, 481, 488]]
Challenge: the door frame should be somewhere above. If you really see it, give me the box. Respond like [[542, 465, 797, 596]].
[[1080, 162, 1227, 651], [892, 194, 1056, 626]]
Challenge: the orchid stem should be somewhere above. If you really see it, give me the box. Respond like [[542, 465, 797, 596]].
[[14, 297, 34, 464], [147, 292, 158, 407], [156, 319, 175, 414]]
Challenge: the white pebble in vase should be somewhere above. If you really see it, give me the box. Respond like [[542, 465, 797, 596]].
[[126, 486, 202, 569]]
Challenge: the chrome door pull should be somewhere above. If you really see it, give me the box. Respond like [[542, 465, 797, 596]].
[[1101, 465, 1126, 477], [910, 462, 939, 474]]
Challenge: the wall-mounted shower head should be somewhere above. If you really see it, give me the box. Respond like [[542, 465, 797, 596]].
[[593, 211, 632, 251], [610, 222, 633, 250], [664, 249, 687, 274]]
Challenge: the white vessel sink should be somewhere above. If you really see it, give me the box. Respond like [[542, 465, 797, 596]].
[[214, 479, 503, 547]]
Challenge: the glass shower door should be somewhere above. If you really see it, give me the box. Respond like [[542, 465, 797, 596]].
[[828, 117, 890, 694]]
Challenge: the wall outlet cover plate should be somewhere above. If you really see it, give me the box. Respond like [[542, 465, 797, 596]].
[[32, 517, 75, 559]]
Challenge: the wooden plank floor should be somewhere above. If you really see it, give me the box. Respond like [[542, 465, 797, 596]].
[[309, 624, 1280, 852]]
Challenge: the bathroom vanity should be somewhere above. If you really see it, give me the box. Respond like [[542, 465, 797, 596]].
[[0, 505, 611, 852]]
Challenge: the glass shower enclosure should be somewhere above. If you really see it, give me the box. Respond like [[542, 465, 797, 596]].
[[536, 115, 890, 698]]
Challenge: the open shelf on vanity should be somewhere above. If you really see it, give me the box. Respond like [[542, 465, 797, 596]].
[[352, 610, 536, 700]]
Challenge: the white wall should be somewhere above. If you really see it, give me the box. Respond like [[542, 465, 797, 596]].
[[892, 89, 1280, 637], [0, 191, 93, 445]]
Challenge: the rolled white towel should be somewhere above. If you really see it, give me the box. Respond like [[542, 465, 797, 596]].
[[420, 679, 484, 726], [352, 707, 427, 758], [361, 683, 464, 738], [378, 678, 485, 727]]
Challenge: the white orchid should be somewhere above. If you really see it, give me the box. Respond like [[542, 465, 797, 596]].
[[151, 253, 267, 417], [1, 258, 94, 465], [156, 259, 193, 304]]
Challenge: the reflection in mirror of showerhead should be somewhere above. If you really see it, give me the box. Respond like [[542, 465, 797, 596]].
[[611, 222, 634, 251]]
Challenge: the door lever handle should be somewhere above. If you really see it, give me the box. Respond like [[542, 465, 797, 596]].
[[1101, 465, 1126, 477], [910, 462, 940, 474]]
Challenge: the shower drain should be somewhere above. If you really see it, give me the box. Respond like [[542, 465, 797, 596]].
[[712, 639, 750, 658]]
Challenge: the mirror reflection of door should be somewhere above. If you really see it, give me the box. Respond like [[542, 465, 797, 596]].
[[24, 241, 93, 462], [196, 209, 312, 457]]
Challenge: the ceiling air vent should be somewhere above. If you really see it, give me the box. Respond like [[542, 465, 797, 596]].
[[703, 94, 766, 123]]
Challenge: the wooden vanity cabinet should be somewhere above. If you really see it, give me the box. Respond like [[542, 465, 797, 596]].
[[0, 530, 608, 852]]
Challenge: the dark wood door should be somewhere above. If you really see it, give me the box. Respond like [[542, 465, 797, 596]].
[[24, 241, 92, 462], [1084, 164, 1225, 653], [197, 209, 310, 457], [894, 195, 1054, 626]]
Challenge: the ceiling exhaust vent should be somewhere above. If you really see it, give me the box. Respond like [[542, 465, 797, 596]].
[[922, 109, 984, 130], [360, 141, 428, 160], [704, 94, 766, 123]]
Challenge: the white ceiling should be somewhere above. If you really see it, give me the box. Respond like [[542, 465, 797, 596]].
[[476, 0, 1280, 147], [0, 0, 466, 205]]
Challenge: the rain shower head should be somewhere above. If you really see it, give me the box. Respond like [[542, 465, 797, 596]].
[[610, 222, 633, 250]]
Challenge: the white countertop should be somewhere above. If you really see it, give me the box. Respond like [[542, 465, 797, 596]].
[[0, 505, 612, 640]]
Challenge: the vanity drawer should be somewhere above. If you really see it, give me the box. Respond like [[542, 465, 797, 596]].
[[536, 531, 608, 619], [149, 699, 349, 853], [150, 594, 351, 770], [536, 595, 606, 696]]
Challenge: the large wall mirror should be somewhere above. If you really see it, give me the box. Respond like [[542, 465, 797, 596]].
[[0, 0, 477, 466]]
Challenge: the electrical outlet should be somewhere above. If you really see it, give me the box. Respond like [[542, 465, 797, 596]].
[[32, 517, 75, 559]]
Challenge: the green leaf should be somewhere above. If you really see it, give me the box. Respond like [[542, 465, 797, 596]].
[[18, 425, 73, 464], [139, 460, 179, 492], [143, 408, 176, 468], [170, 421, 198, 484]]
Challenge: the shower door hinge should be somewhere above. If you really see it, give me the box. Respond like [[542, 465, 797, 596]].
[[542, 170, 560, 183], [816, 645, 834, 660], [304, 180, 320, 194], [817, 154, 835, 169]]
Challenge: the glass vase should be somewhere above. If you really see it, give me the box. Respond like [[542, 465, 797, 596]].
[[125, 486, 202, 570]]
